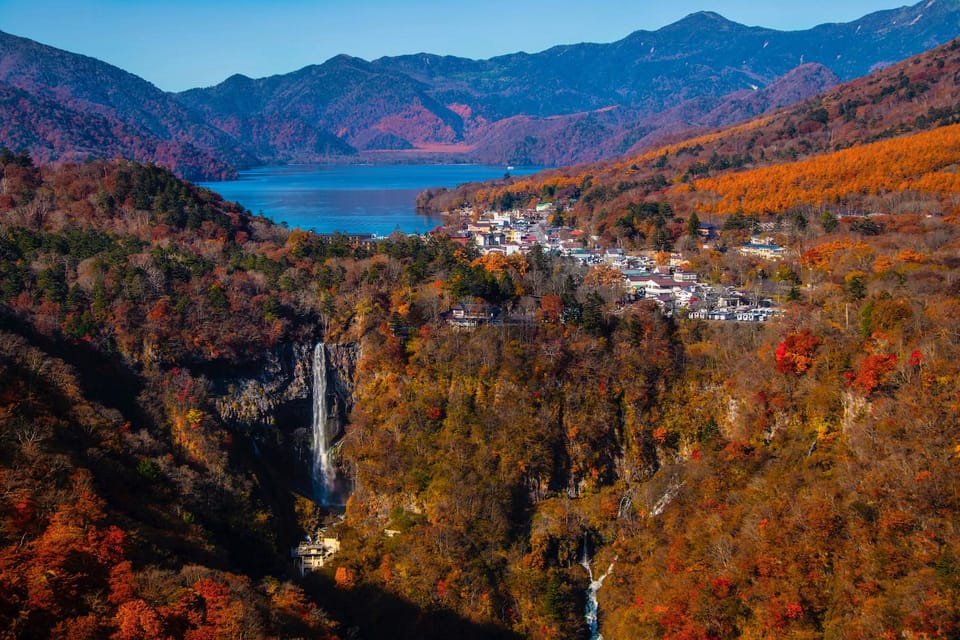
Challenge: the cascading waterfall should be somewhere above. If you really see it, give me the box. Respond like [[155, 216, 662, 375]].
[[311, 342, 336, 503], [581, 537, 615, 640]]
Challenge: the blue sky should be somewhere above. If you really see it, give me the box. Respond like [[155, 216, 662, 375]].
[[0, 1, 915, 91]]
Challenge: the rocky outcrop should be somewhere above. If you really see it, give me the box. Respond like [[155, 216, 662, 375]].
[[321, 342, 360, 442], [213, 341, 358, 434], [214, 342, 312, 430]]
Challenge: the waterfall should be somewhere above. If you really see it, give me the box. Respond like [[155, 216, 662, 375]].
[[311, 343, 336, 504], [581, 537, 615, 640]]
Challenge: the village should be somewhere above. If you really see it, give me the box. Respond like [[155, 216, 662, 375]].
[[436, 200, 789, 326]]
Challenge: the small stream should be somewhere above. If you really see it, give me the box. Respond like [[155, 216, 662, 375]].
[[581, 538, 615, 640]]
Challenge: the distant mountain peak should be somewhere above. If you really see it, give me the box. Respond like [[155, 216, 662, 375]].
[[328, 53, 365, 65], [665, 11, 740, 30], [3, 0, 960, 176], [685, 10, 729, 22]]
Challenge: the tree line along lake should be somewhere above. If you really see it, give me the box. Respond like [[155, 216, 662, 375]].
[[199, 164, 543, 236]]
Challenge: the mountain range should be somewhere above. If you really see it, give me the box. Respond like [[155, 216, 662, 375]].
[[418, 33, 960, 239], [3, 5, 960, 639], [1, 0, 959, 178]]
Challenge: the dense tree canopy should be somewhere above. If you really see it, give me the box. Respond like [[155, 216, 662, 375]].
[[3, 39, 960, 636]]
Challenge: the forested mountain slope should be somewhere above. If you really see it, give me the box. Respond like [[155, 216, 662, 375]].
[[1, 18, 960, 640], [0, 153, 536, 638], [3, 95, 960, 637], [0, 31, 256, 180], [422, 37, 960, 237], [0, 155, 345, 638], [179, 0, 960, 167], [2, 1, 958, 176]]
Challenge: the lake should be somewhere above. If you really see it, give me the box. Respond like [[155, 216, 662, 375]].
[[199, 164, 542, 235]]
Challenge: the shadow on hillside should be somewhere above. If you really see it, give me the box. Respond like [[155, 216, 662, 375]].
[[0, 313, 525, 638], [0, 309, 155, 430], [303, 572, 525, 640]]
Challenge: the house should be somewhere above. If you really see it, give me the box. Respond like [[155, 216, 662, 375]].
[[697, 223, 718, 239], [603, 248, 625, 264], [504, 228, 525, 244], [708, 309, 737, 321], [635, 276, 682, 298], [447, 232, 473, 247], [739, 238, 785, 260], [535, 202, 555, 214], [467, 221, 495, 234], [292, 535, 341, 576], [673, 287, 696, 306], [717, 295, 745, 309], [689, 308, 736, 321], [445, 303, 501, 328], [564, 246, 599, 264], [475, 231, 506, 248], [668, 253, 686, 267], [623, 275, 650, 296], [736, 309, 770, 322]]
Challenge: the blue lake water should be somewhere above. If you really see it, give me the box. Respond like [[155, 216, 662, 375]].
[[199, 164, 542, 235]]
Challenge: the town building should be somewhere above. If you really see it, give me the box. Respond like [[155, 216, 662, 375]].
[[292, 535, 341, 576]]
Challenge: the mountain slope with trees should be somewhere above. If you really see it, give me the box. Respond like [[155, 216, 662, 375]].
[[3, 30, 960, 630], [179, 0, 960, 167], [425, 36, 960, 238], [1, 1, 959, 177], [0, 30, 256, 180], [2, 14, 960, 640], [0, 154, 349, 638], [0, 151, 538, 638]]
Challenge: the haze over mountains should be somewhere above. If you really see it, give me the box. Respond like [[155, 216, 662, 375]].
[[1, 0, 959, 178]]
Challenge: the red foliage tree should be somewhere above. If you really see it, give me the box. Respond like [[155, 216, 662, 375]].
[[847, 353, 897, 395], [775, 329, 822, 375]]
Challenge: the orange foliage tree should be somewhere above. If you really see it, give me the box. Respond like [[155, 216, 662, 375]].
[[694, 124, 960, 215]]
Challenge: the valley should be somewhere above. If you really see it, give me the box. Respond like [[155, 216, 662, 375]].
[[1, 4, 960, 639]]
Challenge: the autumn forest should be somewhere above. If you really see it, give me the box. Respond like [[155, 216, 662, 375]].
[[2, 23, 960, 640]]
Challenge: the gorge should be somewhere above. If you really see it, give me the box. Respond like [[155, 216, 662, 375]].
[[1, 4, 960, 638]]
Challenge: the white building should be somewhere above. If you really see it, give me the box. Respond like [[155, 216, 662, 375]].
[[739, 237, 785, 260], [535, 202, 554, 214], [292, 536, 341, 576], [475, 231, 506, 248]]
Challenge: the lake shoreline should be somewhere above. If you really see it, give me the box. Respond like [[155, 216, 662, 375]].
[[199, 163, 542, 236]]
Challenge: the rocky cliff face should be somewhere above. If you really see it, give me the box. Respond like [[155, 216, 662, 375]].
[[214, 343, 360, 437], [214, 341, 359, 434], [321, 342, 360, 443], [214, 342, 312, 430], [213, 341, 360, 496]]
